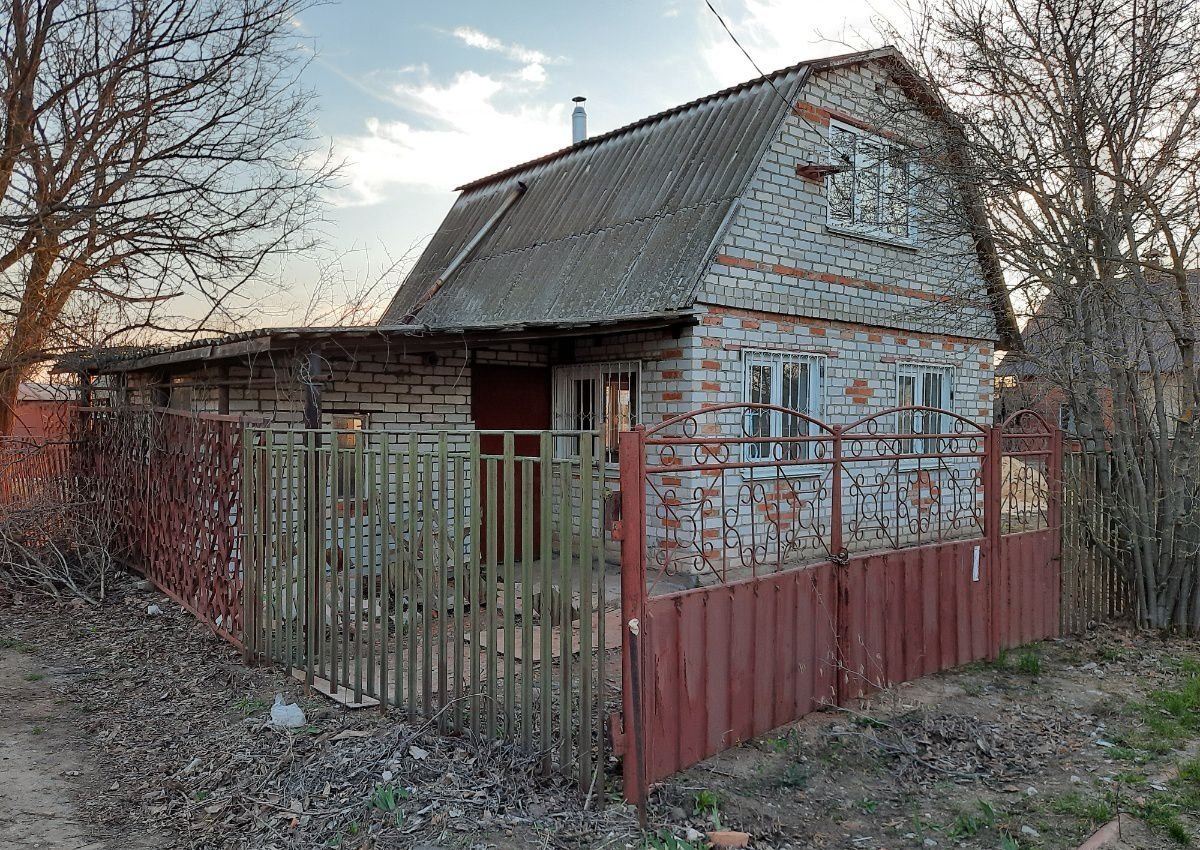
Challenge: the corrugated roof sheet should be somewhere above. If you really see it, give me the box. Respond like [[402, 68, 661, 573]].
[[380, 64, 811, 327]]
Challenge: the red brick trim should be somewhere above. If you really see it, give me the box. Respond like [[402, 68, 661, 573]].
[[721, 341, 840, 358], [713, 253, 952, 305], [792, 100, 907, 141], [701, 303, 990, 347]]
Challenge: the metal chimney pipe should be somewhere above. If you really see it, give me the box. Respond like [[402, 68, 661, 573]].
[[572, 96, 587, 144]]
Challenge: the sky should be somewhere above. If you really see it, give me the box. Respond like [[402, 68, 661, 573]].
[[277, 0, 897, 322]]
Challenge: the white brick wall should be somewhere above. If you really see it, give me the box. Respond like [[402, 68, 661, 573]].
[[698, 61, 998, 343]]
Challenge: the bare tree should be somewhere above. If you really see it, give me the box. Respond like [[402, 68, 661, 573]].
[[297, 238, 427, 328], [880, 0, 1200, 629], [0, 0, 336, 432]]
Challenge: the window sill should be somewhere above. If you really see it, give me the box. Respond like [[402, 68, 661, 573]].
[[894, 456, 973, 473], [743, 463, 828, 480], [825, 222, 919, 253]]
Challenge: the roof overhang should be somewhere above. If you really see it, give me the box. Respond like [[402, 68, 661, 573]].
[[58, 312, 699, 376]]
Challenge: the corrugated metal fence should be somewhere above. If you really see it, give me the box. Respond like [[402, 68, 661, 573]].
[[615, 405, 1068, 808], [241, 427, 615, 793], [9, 405, 1135, 805]]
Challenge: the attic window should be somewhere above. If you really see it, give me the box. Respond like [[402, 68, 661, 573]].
[[826, 120, 914, 243]]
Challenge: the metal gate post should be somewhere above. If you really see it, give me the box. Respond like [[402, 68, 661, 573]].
[[984, 426, 1003, 658], [616, 426, 648, 821], [1047, 425, 1065, 635], [830, 425, 850, 705]]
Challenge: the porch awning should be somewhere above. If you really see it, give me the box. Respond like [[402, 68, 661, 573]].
[[55, 311, 696, 375]]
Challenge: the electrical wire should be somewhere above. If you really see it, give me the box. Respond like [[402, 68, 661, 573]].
[[703, 0, 798, 115]]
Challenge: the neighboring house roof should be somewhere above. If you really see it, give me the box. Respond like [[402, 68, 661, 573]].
[[997, 272, 1200, 378], [17, 381, 76, 402], [381, 46, 1020, 348]]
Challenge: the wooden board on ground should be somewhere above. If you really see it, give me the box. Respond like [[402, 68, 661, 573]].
[[292, 669, 380, 709], [470, 608, 623, 662]]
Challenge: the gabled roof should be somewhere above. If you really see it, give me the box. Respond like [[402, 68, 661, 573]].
[[381, 51, 885, 329], [380, 46, 1020, 347]]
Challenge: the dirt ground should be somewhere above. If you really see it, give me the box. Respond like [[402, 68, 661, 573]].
[[0, 643, 162, 849], [0, 576, 638, 850], [649, 629, 1200, 850], [2, 574, 1198, 850]]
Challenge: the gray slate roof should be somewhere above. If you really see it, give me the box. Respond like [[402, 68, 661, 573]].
[[379, 58, 821, 327]]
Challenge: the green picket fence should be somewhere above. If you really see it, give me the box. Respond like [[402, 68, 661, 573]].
[[241, 427, 615, 792]]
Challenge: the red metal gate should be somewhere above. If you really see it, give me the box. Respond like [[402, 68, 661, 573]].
[[615, 405, 1061, 807]]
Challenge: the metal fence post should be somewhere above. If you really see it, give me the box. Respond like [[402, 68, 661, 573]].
[[830, 425, 849, 705], [617, 426, 648, 822], [240, 427, 255, 663], [984, 426, 1003, 658], [1048, 426, 1065, 635]]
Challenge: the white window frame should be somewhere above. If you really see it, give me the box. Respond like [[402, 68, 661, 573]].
[[741, 350, 825, 471], [552, 361, 641, 464], [895, 362, 954, 457], [327, 412, 367, 507], [826, 119, 915, 245]]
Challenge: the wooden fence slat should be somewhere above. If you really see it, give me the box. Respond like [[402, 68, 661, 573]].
[[557, 458, 574, 772], [437, 435, 450, 731], [421, 452, 434, 717], [520, 456, 534, 752], [538, 433, 554, 774], [502, 433, 517, 739], [452, 452, 466, 734], [578, 434, 595, 793], [469, 433, 482, 734], [486, 454, 499, 740], [406, 435, 418, 715]]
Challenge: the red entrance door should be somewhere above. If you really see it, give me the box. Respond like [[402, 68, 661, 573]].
[[471, 365, 552, 561]]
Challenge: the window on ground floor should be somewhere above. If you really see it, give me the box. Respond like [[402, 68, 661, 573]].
[[742, 350, 825, 463], [327, 412, 366, 508], [552, 361, 640, 463], [896, 362, 954, 453]]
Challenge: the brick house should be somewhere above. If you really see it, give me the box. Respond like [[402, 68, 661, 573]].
[[76, 46, 1017, 497], [995, 273, 1200, 436]]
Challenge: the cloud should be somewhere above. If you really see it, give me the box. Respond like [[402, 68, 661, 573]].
[[450, 26, 558, 88], [333, 66, 566, 204], [697, 0, 889, 87], [451, 26, 552, 66]]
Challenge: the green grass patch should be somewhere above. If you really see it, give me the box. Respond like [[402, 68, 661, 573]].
[[1048, 792, 1114, 826], [1108, 657, 1200, 763], [234, 696, 270, 716], [1132, 794, 1190, 845], [640, 832, 705, 850], [0, 637, 36, 652], [1016, 649, 1043, 676], [777, 763, 809, 788], [945, 800, 998, 838]]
